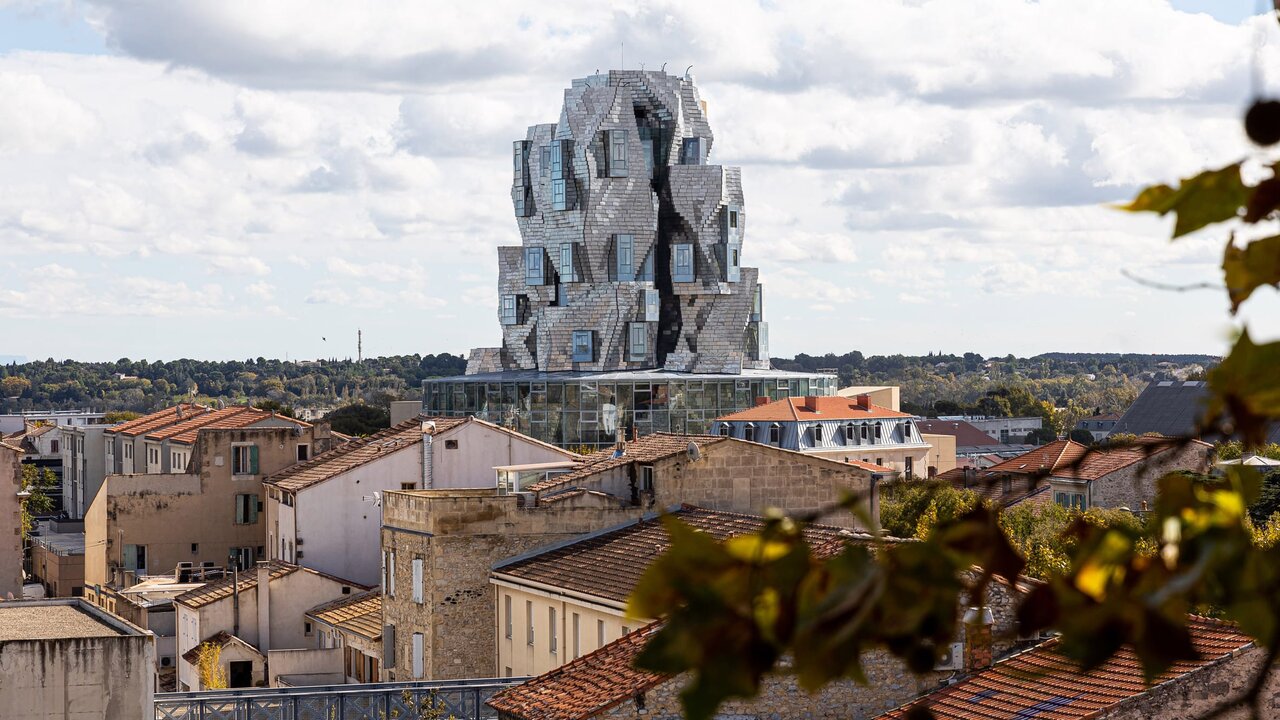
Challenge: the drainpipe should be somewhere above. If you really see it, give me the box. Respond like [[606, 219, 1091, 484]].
[[421, 424, 435, 490], [257, 561, 271, 676]]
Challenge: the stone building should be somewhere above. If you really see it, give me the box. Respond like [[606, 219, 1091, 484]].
[[264, 415, 576, 585], [936, 437, 1213, 511], [85, 421, 336, 587], [305, 588, 383, 684], [423, 69, 836, 448], [0, 598, 156, 720], [379, 433, 880, 683]]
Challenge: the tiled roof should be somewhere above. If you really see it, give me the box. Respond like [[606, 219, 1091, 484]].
[[0, 440, 22, 453], [493, 505, 874, 606], [306, 589, 381, 641], [525, 433, 727, 493], [979, 438, 1198, 483], [846, 459, 897, 473], [180, 630, 264, 664], [717, 396, 911, 423], [929, 469, 1050, 508], [266, 416, 465, 492], [984, 440, 1089, 476], [174, 561, 366, 609], [878, 615, 1253, 719], [144, 406, 260, 442], [107, 404, 206, 437], [486, 623, 668, 720], [167, 408, 310, 446], [916, 420, 1002, 448]]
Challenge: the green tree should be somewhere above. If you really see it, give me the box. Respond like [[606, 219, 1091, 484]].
[[1, 376, 30, 397], [1068, 428, 1095, 444], [19, 465, 56, 540], [325, 403, 390, 436]]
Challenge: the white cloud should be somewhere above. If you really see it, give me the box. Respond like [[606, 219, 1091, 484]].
[[0, 72, 96, 154]]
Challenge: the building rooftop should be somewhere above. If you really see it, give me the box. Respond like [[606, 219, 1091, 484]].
[[486, 623, 666, 720], [0, 600, 135, 641], [306, 588, 382, 641], [145, 405, 305, 445], [878, 615, 1252, 719], [174, 561, 366, 609], [107, 403, 206, 437], [916, 420, 1003, 448], [428, 368, 835, 384], [492, 505, 877, 606], [718, 395, 911, 423], [524, 433, 727, 493]]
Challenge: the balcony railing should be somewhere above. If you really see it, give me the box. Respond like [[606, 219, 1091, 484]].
[[154, 677, 529, 720]]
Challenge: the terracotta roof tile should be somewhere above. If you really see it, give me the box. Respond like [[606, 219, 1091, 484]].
[[493, 505, 876, 606], [878, 615, 1254, 719], [306, 589, 381, 641], [718, 396, 911, 423], [144, 406, 261, 443], [984, 440, 1089, 476], [486, 623, 667, 720], [266, 416, 466, 493], [167, 408, 310, 446], [525, 433, 726, 494], [180, 630, 264, 665], [846, 459, 897, 473], [107, 404, 207, 437]]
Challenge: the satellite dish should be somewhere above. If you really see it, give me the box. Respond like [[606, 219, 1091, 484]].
[[686, 441, 701, 462]]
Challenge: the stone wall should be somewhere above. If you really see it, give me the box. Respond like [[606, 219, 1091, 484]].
[[0, 446, 24, 598], [1087, 441, 1212, 511], [381, 490, 643, 681], [1104, 645, 1280, 719]]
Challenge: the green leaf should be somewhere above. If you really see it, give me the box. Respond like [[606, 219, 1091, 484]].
[[1243, 176, 1280, 222], [1207, 331, 1280, 446], [1223, 235, 1280, 313], [1117, 164, 1248, 238]]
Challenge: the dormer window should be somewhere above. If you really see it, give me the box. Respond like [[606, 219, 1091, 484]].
[[860, 424, 869, 440], [718, 423, 730, 437], [875, 424, 883, 440], [845, 423, 856, 444], [812, 425, 823, 444], [769, 423, 781, 446]]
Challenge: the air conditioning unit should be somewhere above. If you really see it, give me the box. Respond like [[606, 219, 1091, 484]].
[[296, 551, 304, 559], [296, 538, 304, 547], [934, 642, 964, 671], [161, 656, 172, 667], [1016, 622, 1040, 643]]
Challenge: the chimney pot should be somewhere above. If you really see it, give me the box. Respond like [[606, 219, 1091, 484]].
[[855, 394, 872, 409], [803, 396, 820, 412]]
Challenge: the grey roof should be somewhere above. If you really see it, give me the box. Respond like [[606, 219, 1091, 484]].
[[429, 368, 835, 384], [1113, 381, 1280, 442]]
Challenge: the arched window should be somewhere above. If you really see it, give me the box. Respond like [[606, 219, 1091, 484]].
[[860, 424, 869, 440], [812, 425, 823, 444], [845, 423, 857, 445]]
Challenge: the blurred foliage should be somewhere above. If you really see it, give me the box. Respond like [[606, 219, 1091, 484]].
[[19, 464, 56, 540]]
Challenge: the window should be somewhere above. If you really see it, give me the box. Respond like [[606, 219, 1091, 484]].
[[769, 423, 781, 446], [191, 543, 199, 554], [681, 137, 704, 165], [861, 425, 869, 440], [549, 607, 558, 654], [876, 458, 884, 466], [389, 551, 396, 596], [541, 145, 551, 177], [725, 244, 740, 282], [644, 288, 659, 322], [813, 425, 823, 444], [606, 129, 629, 177], [50, 439, 59, 454], [901, 422, 912, 441], [504, 595, 513, 639], [627, 322, 647, 363], [571, 331, 594, 363], [123, 544, 147, 573], [905, 456, 914, 478], [234, 494, 260, 524], [551, 179, 567, 210], [550, 141, 564, 178], [297, 444, 309, 462], [125, 444, 132, 459], [305, 621, 313, 637], [615, 234, 634, 280], [572, 613, 581, 658], [639, 465, 654, 494], [526, 601, 534, 645], [525, 247, 545, 285], [1055, 492, 1087, 510], [875, 424, 883, 439], [512, 141, 530, 184], [412, 558, 424, 604], [232, 444, 258, 475], [232, 547, 254, 570], [1002, 476, 1012, 493], [622, 626, 631, 636], [500, 294, 518, 325], [729, 209, 738, 229], [444, 439, 458, 450], [559, 243, 576, 282], [400, 482, 416, 491], [718, 423, 730, 437], [597, 619, 605, 649], [673, 243, 694, 282], [411, 633, 425, 679]]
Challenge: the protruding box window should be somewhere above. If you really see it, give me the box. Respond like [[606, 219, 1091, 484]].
[[637, 248, 655, 282], [628, 322, 648, 362], [751, 285, 763, 322], [499, 294, 518, 325], [513, 141, 531, 185], [513, 187, 532, 217], [551, 179, 567, 211], [673, 244, 695, 283], [525, 247, 545, 286], [723, 243, 741, 282], [559, 243, 578, 282], [606, 129, 628, 177], [681, 137, 705, 165], [644, 288, 659, 322], [571, 331, 594, 363], [540, 145, 551, 177], [615, 234, 634, 281], [550, 142, 564, 179]]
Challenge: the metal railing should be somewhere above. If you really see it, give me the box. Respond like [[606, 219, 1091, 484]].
[[154, 677, 529, 720]]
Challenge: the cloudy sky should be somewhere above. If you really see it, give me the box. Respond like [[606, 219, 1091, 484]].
[[2, 0, 1278, 363]]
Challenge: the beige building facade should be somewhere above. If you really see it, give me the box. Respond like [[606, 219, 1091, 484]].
[[85, 423, 335, 588], [0, 441, 22, 599]]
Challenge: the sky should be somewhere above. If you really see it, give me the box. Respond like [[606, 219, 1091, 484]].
[[2, 0, 1280, 363]]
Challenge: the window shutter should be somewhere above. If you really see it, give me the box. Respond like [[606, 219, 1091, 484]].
[[249, 497, 259, 524], [411, 632, 424, 679], [412, 558, 423, 604], [235, 496, 245, 524], [249, 445, 260, 474]]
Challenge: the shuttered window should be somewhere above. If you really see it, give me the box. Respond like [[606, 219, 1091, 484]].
[[412, 558, 424, 604], [411, 632, 424, 679]]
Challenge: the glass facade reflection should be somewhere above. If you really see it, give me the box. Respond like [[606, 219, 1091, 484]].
[[423, 370, 838, 449]]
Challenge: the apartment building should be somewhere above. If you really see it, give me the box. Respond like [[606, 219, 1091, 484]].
[[716, 394, 933, 478], [85, 421, 334, 588], [0, 440, 22, 598], [265, 416, 575, 585]]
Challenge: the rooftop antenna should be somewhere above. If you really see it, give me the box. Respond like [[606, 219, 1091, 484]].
[[685, 65, 694, 81], [661, 62, 667, 73]]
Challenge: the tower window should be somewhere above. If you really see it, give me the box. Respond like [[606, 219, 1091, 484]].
[[673, 244, 694, 283], [559, 243, 577, 282], [500, 295, 518, 325], [607, 129, 628, 178], [572, 331, 594, 363], [525, 247, 545, 285], [615, 235, 634, 281], [551, 179, 567, 211], [627, 323, 647, 362]]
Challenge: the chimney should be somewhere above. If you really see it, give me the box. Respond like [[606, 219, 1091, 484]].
[[754, 396, 770, 407], [632, 425, 640, 442], [802, 396, 820, 412], [855, 394, 872, 410], [257, 562, 271, 653], [963, 606, 993, 672], [963, 466, 977, 488]]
